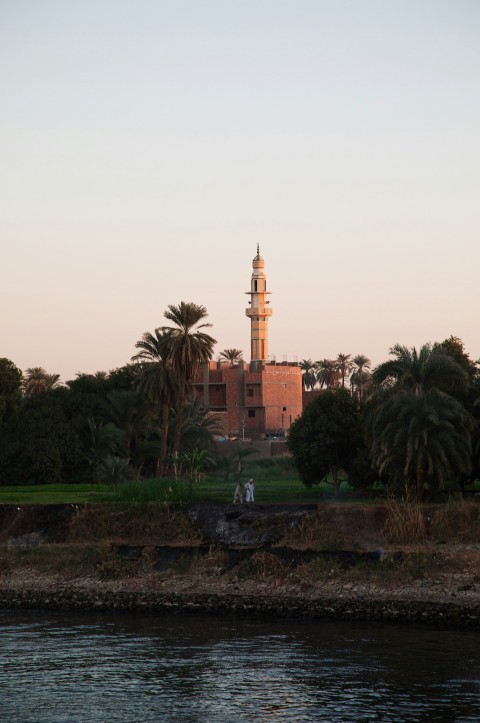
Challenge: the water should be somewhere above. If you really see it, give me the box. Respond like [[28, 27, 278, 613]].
[[1, 611, 480, 722]]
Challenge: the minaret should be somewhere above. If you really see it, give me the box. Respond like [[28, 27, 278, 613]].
[[245, 244, 272, 361]]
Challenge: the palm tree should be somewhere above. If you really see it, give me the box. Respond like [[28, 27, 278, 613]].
[[84, 417, 125, 482], [103, 389, 153, 455], [132, 329, 177, 476], [367, 344, 473, 497], [299, 359, 316, 391], [315, 359, 339, 389], [161, 302, 216, 460], [23, 367, 62, 394], [336, 353, 352, 388], [373, 344, 469, 399], [367, 387, 473, 498], [173, 395, 225, 454], [350, 354, 372, 401], [219, 348, 243, 366]]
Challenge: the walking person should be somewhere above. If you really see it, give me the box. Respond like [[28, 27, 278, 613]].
[[246, 478, 255, 503], [233, 480, 244, 504]]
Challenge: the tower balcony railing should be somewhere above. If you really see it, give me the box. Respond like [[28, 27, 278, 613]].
[[245, 307, 272, 318]]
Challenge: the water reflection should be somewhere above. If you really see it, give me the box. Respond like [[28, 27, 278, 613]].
[[1, 611, 480, 721]]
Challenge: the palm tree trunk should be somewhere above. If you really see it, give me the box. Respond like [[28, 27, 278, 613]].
[[159, 401, 170, 476], [173, 382, 186, 461], [416, 468, 425, 499]]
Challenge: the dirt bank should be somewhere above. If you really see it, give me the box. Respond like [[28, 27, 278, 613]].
[[1, 502, 480, 627]]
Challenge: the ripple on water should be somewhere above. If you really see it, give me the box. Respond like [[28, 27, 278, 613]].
[[1, 612, 480, 722]]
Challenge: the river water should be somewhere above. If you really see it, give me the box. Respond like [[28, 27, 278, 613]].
[[1, 610, 480, 722]]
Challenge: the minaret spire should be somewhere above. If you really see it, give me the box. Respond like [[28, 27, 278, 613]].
[[245, 245, 272, 362]]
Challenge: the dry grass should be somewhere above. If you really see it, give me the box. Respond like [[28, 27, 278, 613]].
[[429, 499, 480, 542], [0, 544, 106, 576], [288, 550, 442, 587], [195, 546, 228, 571], [279, 508, 345, 549], [279, 505, 386, 550], [68, 504, 202, 545], [0, 543, 151, 580], [289, 557, 343, 585], [383, 498, 426, 544], [233, 551, 287, 580]]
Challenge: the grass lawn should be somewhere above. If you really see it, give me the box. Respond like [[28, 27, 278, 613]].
[[191, 474, 356, 503], [0, 474, 370, 506], [0, 484, 112, 505]]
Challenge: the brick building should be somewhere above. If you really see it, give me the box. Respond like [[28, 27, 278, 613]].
[[194, 247, 302, 439]]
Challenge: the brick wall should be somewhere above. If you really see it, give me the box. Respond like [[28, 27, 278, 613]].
[[194, 361, 302, 439]]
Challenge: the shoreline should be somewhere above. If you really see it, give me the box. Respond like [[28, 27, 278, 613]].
[[2, 501, 480, 628], [1, 573, 480, 628], [1, 587, 480, 628]]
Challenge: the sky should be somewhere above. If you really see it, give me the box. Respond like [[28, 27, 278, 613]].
[[1, 0, 479, 382]]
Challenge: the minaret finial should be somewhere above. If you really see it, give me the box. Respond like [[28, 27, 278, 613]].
[[257, 243, 260, 256]]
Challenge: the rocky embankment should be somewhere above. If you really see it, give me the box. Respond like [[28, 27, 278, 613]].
[[1, 502, 480, 626]]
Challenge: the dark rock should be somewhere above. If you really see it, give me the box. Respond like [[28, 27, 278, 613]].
[[185, 503, 317, 546]]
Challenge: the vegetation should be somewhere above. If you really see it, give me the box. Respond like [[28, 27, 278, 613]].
[[22, 367, 62, 395], [1, 312, 479, 510], [160, 302, 216, 462], [365, 343, 475, 498], [350, 354, 372, 402], [219, 348, 243, 366], [0, 301, 218, 487], [0, 357, 22, 425], [0, 463, 364, 505], [287, 389, 365, 495], [299, 359, 316, 390], [132, 328, 177, 476], [301, 354, 372, 395]]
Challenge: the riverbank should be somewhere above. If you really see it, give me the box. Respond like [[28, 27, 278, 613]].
[[1, 501, 480, 627]]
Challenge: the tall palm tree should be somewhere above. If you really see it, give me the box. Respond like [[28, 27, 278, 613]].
[[350, 354, 372, 401], [132, 328, 177, 476], [219, 348, 243, 366], [299, 359, 316, 391], [367, 344, 472, 497], [23, 367, 62, 394], [336, 353, 352, 388], [315, 359, 339, 389], [161, 302, 216, 459]]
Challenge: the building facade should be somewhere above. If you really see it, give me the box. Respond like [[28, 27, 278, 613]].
[[194, 247, 302, 439]]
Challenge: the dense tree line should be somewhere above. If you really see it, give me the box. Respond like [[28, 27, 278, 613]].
[[0, 302, 223, 486], [291, 337, 480, 499], [300, 354, 372, 401], [2, 319, 479, 500]]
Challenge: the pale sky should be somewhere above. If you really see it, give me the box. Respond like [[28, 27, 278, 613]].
[[1, 0, 479, 382]]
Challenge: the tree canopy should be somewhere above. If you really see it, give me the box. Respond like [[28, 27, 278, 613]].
[[287, 389, 363, 495], [366, 343, 475, 498]]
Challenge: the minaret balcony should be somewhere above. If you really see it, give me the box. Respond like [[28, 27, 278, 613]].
[[245, 307, 272, 318]]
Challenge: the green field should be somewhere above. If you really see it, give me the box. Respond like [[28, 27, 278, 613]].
[[0, 473, 363, 506], [0, 483, 112, 505]]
